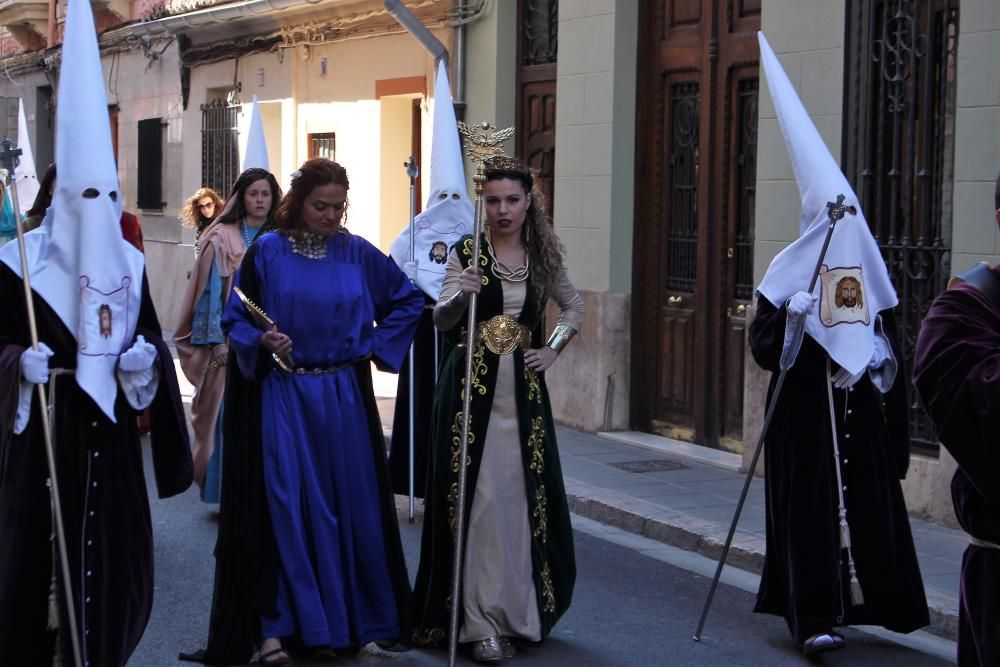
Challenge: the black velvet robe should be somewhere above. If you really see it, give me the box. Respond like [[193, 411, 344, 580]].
[[388, 295, 439, 499], [0, 263, 192, 667], [194, 241, 413, 665], [749, 297, 929, 643], [913, 274, 1000, 667]]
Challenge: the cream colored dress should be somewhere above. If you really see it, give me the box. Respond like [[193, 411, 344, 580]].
[[437, 248, 584, 642]]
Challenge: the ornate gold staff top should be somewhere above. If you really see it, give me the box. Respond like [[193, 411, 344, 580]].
[[233, 286, 295, 372], [446, 120, 514, 667]]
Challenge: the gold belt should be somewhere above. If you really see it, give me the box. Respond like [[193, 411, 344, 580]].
[[476, 314, 531, 355]]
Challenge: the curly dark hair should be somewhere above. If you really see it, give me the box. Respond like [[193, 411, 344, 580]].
[[179, 187, 225, 231], [215, 168, 282, 227], [274, 158, 350, 232], [483, 157, 565, 300]]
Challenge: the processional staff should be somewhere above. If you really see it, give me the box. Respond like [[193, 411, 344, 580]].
[[693, 194, 852, 642], [0, 137, 84, 667], [446, 121, 515, 667], [404, 154, 419, 524]]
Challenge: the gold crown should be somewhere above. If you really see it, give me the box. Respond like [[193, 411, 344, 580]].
[[483, 155, 526, 172]]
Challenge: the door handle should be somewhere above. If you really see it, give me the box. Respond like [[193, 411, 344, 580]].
[[668, 296, 684, 306], [736, 304, 746, 316]]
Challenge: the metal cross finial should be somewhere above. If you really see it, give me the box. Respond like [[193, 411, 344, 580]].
[[826, 194, 848, 224], [404, 155, 419, 180], [0, 137, 21, 183]]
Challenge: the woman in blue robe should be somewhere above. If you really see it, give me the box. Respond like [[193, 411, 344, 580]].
[[188, 158, 423, 665]]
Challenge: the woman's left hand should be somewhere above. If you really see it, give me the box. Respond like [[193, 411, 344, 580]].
[[524, 346, 557, 372]]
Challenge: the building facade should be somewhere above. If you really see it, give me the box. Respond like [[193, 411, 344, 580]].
[[463, 0, 997, 527], [0, 0, 995, 525]]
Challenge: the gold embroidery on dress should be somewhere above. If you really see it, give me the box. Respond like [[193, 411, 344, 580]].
[[447, 481, 460, 534], [458, 341, 487, 399], [532, 485, 548, 543], [413, 627, 446, 647], [524, 363, 542, 403], [540, 562, 556, 613], [461, 237, 490, 286], [450, 411, 474, 473], [528, 416, 545, 474]]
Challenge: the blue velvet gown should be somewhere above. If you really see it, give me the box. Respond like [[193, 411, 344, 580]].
[[222, 230, 423, 648]]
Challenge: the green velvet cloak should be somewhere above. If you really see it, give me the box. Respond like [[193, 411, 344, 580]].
[[411, 235, 575, 646]]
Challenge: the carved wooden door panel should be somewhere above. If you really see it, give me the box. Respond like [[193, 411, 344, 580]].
[[634, 0, 759, 449], [518, 0, 557, 214]]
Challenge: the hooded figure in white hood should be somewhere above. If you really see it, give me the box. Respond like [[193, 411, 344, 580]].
[[0, 0, 191, 662], [387, 60, 473, 497], [748, 32, 929, 655], [242, 95, 270, 172], [14, 98, 40, 217]]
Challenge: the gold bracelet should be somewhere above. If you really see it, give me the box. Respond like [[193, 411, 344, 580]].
[[545, 324, 577, 354]]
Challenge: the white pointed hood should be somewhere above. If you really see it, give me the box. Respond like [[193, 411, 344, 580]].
[[390, 60, 473, 298], [242, 95, 269, 171], [14, 99, 39, 216], [0, 0, 144, 421], [755, 31, 897, 375]]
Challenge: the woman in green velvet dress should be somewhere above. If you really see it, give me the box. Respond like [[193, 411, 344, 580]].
[[411, 156, 583, 663]]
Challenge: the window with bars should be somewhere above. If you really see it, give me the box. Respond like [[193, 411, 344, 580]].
[[843, 0, 959, 454], [665, 82, 700, 294], [201, 99, 239, 196], [733, 79, 758, 301], [309, 132, 336, 161], [137, 118, 165, 210]]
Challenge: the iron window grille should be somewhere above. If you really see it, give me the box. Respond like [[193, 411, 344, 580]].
[[843, 0, 960, 454], [201, 98, 239, 197], [137, 117, 165, 210]]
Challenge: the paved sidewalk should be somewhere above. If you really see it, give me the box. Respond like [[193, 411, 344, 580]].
[[553, 425, 963, 641]]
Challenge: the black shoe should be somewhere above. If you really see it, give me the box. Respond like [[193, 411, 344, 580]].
[[177, 648, 207, 663], [374, 639, 411, 653], [802, 632, 846, 656]]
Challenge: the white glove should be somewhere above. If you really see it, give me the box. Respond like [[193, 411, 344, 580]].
[[867, 323, 897, 394], [119, 335, 157, 372], [831, 365, 865, 389], [869, 335, 890, 369], [403, 260, 418, 281], [786, 291, 817, 318], [779, 292, 817, 371], [20, 343, 53, 384]]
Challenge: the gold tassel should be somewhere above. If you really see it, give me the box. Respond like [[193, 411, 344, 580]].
[[839, 510, 865, 606], [48, 521, 63, 666], [849, 571, 865, 607], [48, 571, 60, 631]]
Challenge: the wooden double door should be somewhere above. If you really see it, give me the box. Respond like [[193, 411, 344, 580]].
[[633, 0, 760, 451]]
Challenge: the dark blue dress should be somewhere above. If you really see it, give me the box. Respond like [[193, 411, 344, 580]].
[[222, 230, 422, 648]]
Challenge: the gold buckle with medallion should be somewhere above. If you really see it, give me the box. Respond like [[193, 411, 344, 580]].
[[477, 314, 531, 355]]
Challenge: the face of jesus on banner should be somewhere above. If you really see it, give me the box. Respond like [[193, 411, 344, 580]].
[[819, 265, 871, 327]]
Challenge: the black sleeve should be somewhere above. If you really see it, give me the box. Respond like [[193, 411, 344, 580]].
[[748, 295, 788, 373], [135, 273, 193, 498], [878, 310, 912, 479]]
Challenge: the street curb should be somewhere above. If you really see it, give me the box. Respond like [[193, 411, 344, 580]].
[[564, 478, 959, 642]]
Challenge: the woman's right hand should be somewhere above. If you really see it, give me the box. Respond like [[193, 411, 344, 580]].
[[260, 324, 292, 358], [458, 265, 483, 297]]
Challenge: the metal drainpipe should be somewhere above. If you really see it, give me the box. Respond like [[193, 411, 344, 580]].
[[47, 0, 56, 47], [383, 0, 448, 65], [452, 6, 466, 122]]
